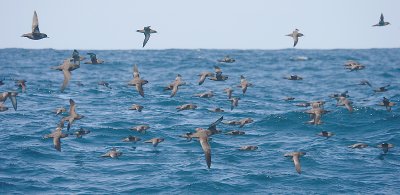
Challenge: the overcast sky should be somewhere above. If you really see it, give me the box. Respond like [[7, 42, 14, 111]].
[[1, 0, 399, 50]]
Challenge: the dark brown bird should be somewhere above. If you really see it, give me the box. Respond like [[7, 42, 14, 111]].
[[186, 116, 223, 168], [128, 65, 148, 97], [137, 26, 157, 47], [59, 99, 84, 131], [43, 126, 68, 151], [284, 152, 306, 174], [21, 11, 49, 40], [51, 58, 80, 92]]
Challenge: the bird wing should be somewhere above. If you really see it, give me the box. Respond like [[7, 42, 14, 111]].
[[171, 83, 179, 97], [293, 36, 299, 47], [293, 155, 302, 174], [143, 33, 151, 47], [208, 116, 223, 131], [32, 11, 40, 33], [53, 136, 61, 151], [150, 29, 157, 33], [61, 69, 71, 92], [241, 83, 248, 94], [198, 74, 206, 85], [9, 94, 17, 111], [133, 64, 140, 79], [136, 83, 144, 97], [199, 136, 211, 168], [69, 99, 76, 116], [380, 13, 384, 23]]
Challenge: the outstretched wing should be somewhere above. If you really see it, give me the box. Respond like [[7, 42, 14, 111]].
[[293, 36, 299, 47], [133, 64, 140, 79], [208, 116, 223, 131], [380, 13, 384, 23], [32, 11, 40, 33], [136, 83, 144, 97], [69, 99, 76, 116], [143, 33, 151, 47], [53, 137, 61, 151], [199, 136, 211, 169], [61, 69, 71, 92], [9, 94, 17, 111]]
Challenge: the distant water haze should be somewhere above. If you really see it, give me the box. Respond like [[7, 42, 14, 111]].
[[0, 0, 399, 50]]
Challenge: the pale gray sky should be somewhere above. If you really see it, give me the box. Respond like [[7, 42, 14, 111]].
[[1, 0, 399, 50]]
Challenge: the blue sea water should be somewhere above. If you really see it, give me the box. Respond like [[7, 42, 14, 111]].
[[0, 48, 399, 194]]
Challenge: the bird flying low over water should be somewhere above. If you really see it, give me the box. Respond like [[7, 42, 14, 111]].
[[129, 104, 144, 112], [284, 152, 306, 174], [377, 143, 394, 154], [51, 58, 80, 92], [223, 118, 253, 128], [305, 106, 329, 125], [137, 26, 157, 47], [239, 146, 258, 151], [43, 126, 68, 152], [198, 72, 214, 85], [238, 75, 252, 94], [217, 55, 235, 63], [372, 13, 390, 27], [21, 11, 49, 40], [101, 148, 122, 158], [379, 97, 395, 112], [373, 85, 390, 93], [128, 65, 148, 97], [185, 116, 223, 169], [224, 88, 233, 99], [348, 143, 368, 149], [144, 138, 165, 147], [209, 66, 228, 81], [0, 92, 18, 112], [286, 29, 303, 47], [176, 104, 197, 112], [84, 53, 104, 64], [336, 96, 353, 112], [194, 91, 214, 98], [59, 99, 84, 131], [165, 74, 185, 97]]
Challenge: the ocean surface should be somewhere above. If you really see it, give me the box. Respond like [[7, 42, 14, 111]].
[[0, 48, 399, 194]]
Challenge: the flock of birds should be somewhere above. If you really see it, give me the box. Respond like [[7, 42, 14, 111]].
[[0, 11, 397, 174]]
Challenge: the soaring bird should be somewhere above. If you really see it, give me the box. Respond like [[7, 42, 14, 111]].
[[43, 126, 69, 152], [101, 148, 122, 158], [198, 72, 214, 85], [165, 74, 185, 97], [286, 29, 304, 47], [128, 65, 148, 97], [186, 116, 223, 169], [209, 66, 228, 81], [51, 58, 80, 92], [284, 152, 306, 174], [137, 26, 157, 47], [59, 99, 84, 131], [21, 11, 49, 40], [372, 13, 390, 27], [238, 75, 252, 94]]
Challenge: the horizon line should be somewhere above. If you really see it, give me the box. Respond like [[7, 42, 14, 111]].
[[1, 47, 400, 51]]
